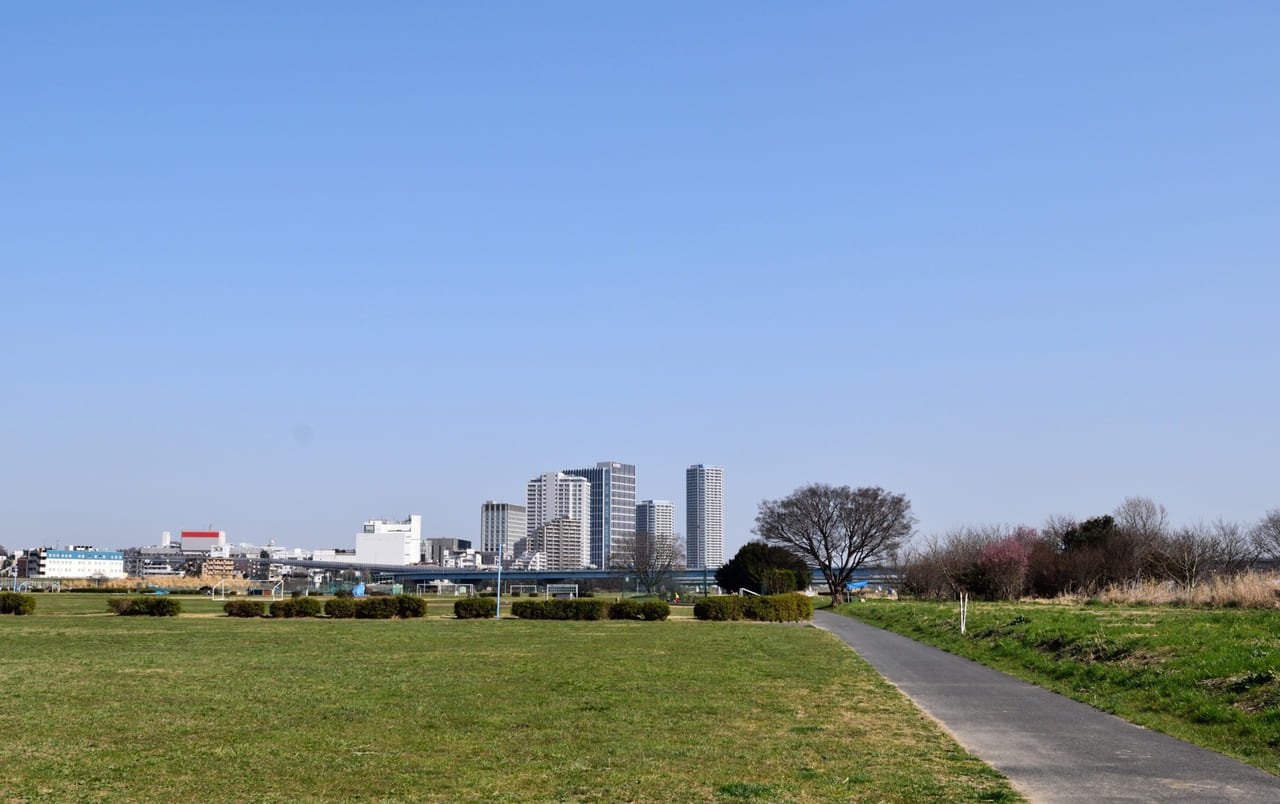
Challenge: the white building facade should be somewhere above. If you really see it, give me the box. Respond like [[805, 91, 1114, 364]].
[[355, 515, 422, 565], [637, 499, 676, 557], [28, 546, 126, 579], [526, 472, 591, 567], [480, 502, 527, 557], [533, 518, 587, 571], [686, 465, 724, 570]]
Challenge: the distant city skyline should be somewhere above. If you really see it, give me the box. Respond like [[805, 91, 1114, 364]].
[[4, 5, 1278, 558]]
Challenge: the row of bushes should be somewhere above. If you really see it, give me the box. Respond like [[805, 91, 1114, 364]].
[[453, 598, 673, 621], [0, 592, 36, 615], [107, 596, 182, 616], [511, 599, 609, 620], [607, 600, 671, 621], [224, 595, 429, 618], [693, 593, 813, 622]]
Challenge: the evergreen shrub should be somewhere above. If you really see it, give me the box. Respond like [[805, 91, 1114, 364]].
[[324, 598, 357, 618], [640, 601, 671, 621], [512, 599, 607, 620], [110, 596, 181, 616], [355, 597, 399, 619], [454, 597, 497, 619], [223, 600, 266, 618], [0, 592, 36, 615], [609, 600, 644, 620], [395, 594, 427, 618]]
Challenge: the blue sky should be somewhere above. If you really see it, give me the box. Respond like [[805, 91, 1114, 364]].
[[3, 3, 1277, 554]]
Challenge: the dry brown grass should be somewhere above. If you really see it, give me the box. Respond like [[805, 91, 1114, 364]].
[[1091, 571, 1280, 608]]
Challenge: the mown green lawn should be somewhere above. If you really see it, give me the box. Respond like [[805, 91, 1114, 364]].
[[0, 599, 1020, 803], [833, 599, 1280, 776]]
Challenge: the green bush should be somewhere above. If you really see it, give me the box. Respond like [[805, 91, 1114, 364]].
[[224, 600, 266, 618], [454, 597, 497, 619], [269, 597, 324, 618], [0, 592, 36, 615], [694, 594, 812, 622], [512, 599, 606, 620], [395, 594, 428, 618], [609, 600, 644, 620], [641, 601, 671, 621], [355, 597, 399, 619], [324, 598, 357, 618], [109, 596, 181, 617], [693, 596, 742, 621]]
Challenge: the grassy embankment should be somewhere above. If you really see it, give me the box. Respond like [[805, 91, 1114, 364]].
[[832, 598, 1280, 776], [0, 595, 1020, 803]]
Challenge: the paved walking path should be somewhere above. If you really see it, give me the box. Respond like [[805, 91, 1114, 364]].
[[812, 610, 1279, 802]]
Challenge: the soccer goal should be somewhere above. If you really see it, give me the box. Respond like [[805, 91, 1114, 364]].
[[545, 583, 578, 599]]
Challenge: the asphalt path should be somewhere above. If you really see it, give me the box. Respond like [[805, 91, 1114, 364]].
[[812, 610, 1279, 802]]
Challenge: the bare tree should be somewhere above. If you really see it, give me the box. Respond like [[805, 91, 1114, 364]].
[[1250, 508, 1280, 561], [1111, 496, 1169, 583], [755, 484, 914, 604], [628, 530, 684, 595], [1152, 523, 1217, 589], [1113, 496, 1168, 538], [1209, 518, 1256, 574]]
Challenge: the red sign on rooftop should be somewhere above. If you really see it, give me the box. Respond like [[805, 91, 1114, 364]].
[[181, 531, 221, 538]]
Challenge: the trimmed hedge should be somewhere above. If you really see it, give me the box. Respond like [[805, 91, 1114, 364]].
[[454, 597, 497, 619], [395, 594, 428, 618], [224, 600, 266, 618], [324, 598, 357, 618], [355, 596, 399, 619], [608, 600, 671, 621], [108, 596, 182, 617], [511, 598, 607, 620], [608, 600, 643, 620], [0, 592, 36, 615], [692, 595, 739, 621], [693, 593, 812, 622], [270, 597, 323, 618], [641, 600, 671, 621]]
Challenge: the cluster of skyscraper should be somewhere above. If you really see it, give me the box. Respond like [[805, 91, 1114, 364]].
[[480, 462, 723, 571]]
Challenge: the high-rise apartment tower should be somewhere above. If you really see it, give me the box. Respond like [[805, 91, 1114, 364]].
[[565, 461, 636, 569], [685, 465, 723, 569], [526, 472, 591, 568]]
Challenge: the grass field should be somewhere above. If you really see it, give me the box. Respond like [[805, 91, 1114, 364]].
[[833, 599, 1280, 776], [0, 596, 1020, 803]]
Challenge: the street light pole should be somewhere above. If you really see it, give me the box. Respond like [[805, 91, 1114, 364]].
[[495, 543, 502, 620]]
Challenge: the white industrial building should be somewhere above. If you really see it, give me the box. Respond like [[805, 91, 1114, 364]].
[[26, 546, 126, 579], [181, 530, 228, 556], [356, 515, 422, 565]]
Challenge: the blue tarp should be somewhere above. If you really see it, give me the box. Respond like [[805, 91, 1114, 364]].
[[352, 583, 367, 597], [845, 581, 869, 590]]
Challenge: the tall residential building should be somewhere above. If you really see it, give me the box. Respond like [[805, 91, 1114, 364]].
[[480, 502, 526, 557], [533, 517, 587, 571], [636, 499, 676, 559], [565, 461, 636, 569], [686, 465, 724, 569], [526, 472, 591, 568]]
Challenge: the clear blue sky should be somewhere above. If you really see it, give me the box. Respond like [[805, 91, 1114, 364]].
[[4, 3, 1277, 554]]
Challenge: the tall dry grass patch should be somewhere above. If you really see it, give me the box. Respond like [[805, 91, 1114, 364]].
[[1095, 571, 1280, 608]]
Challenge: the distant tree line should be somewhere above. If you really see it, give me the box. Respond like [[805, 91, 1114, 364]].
[[897, 497, 1280, 600]]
